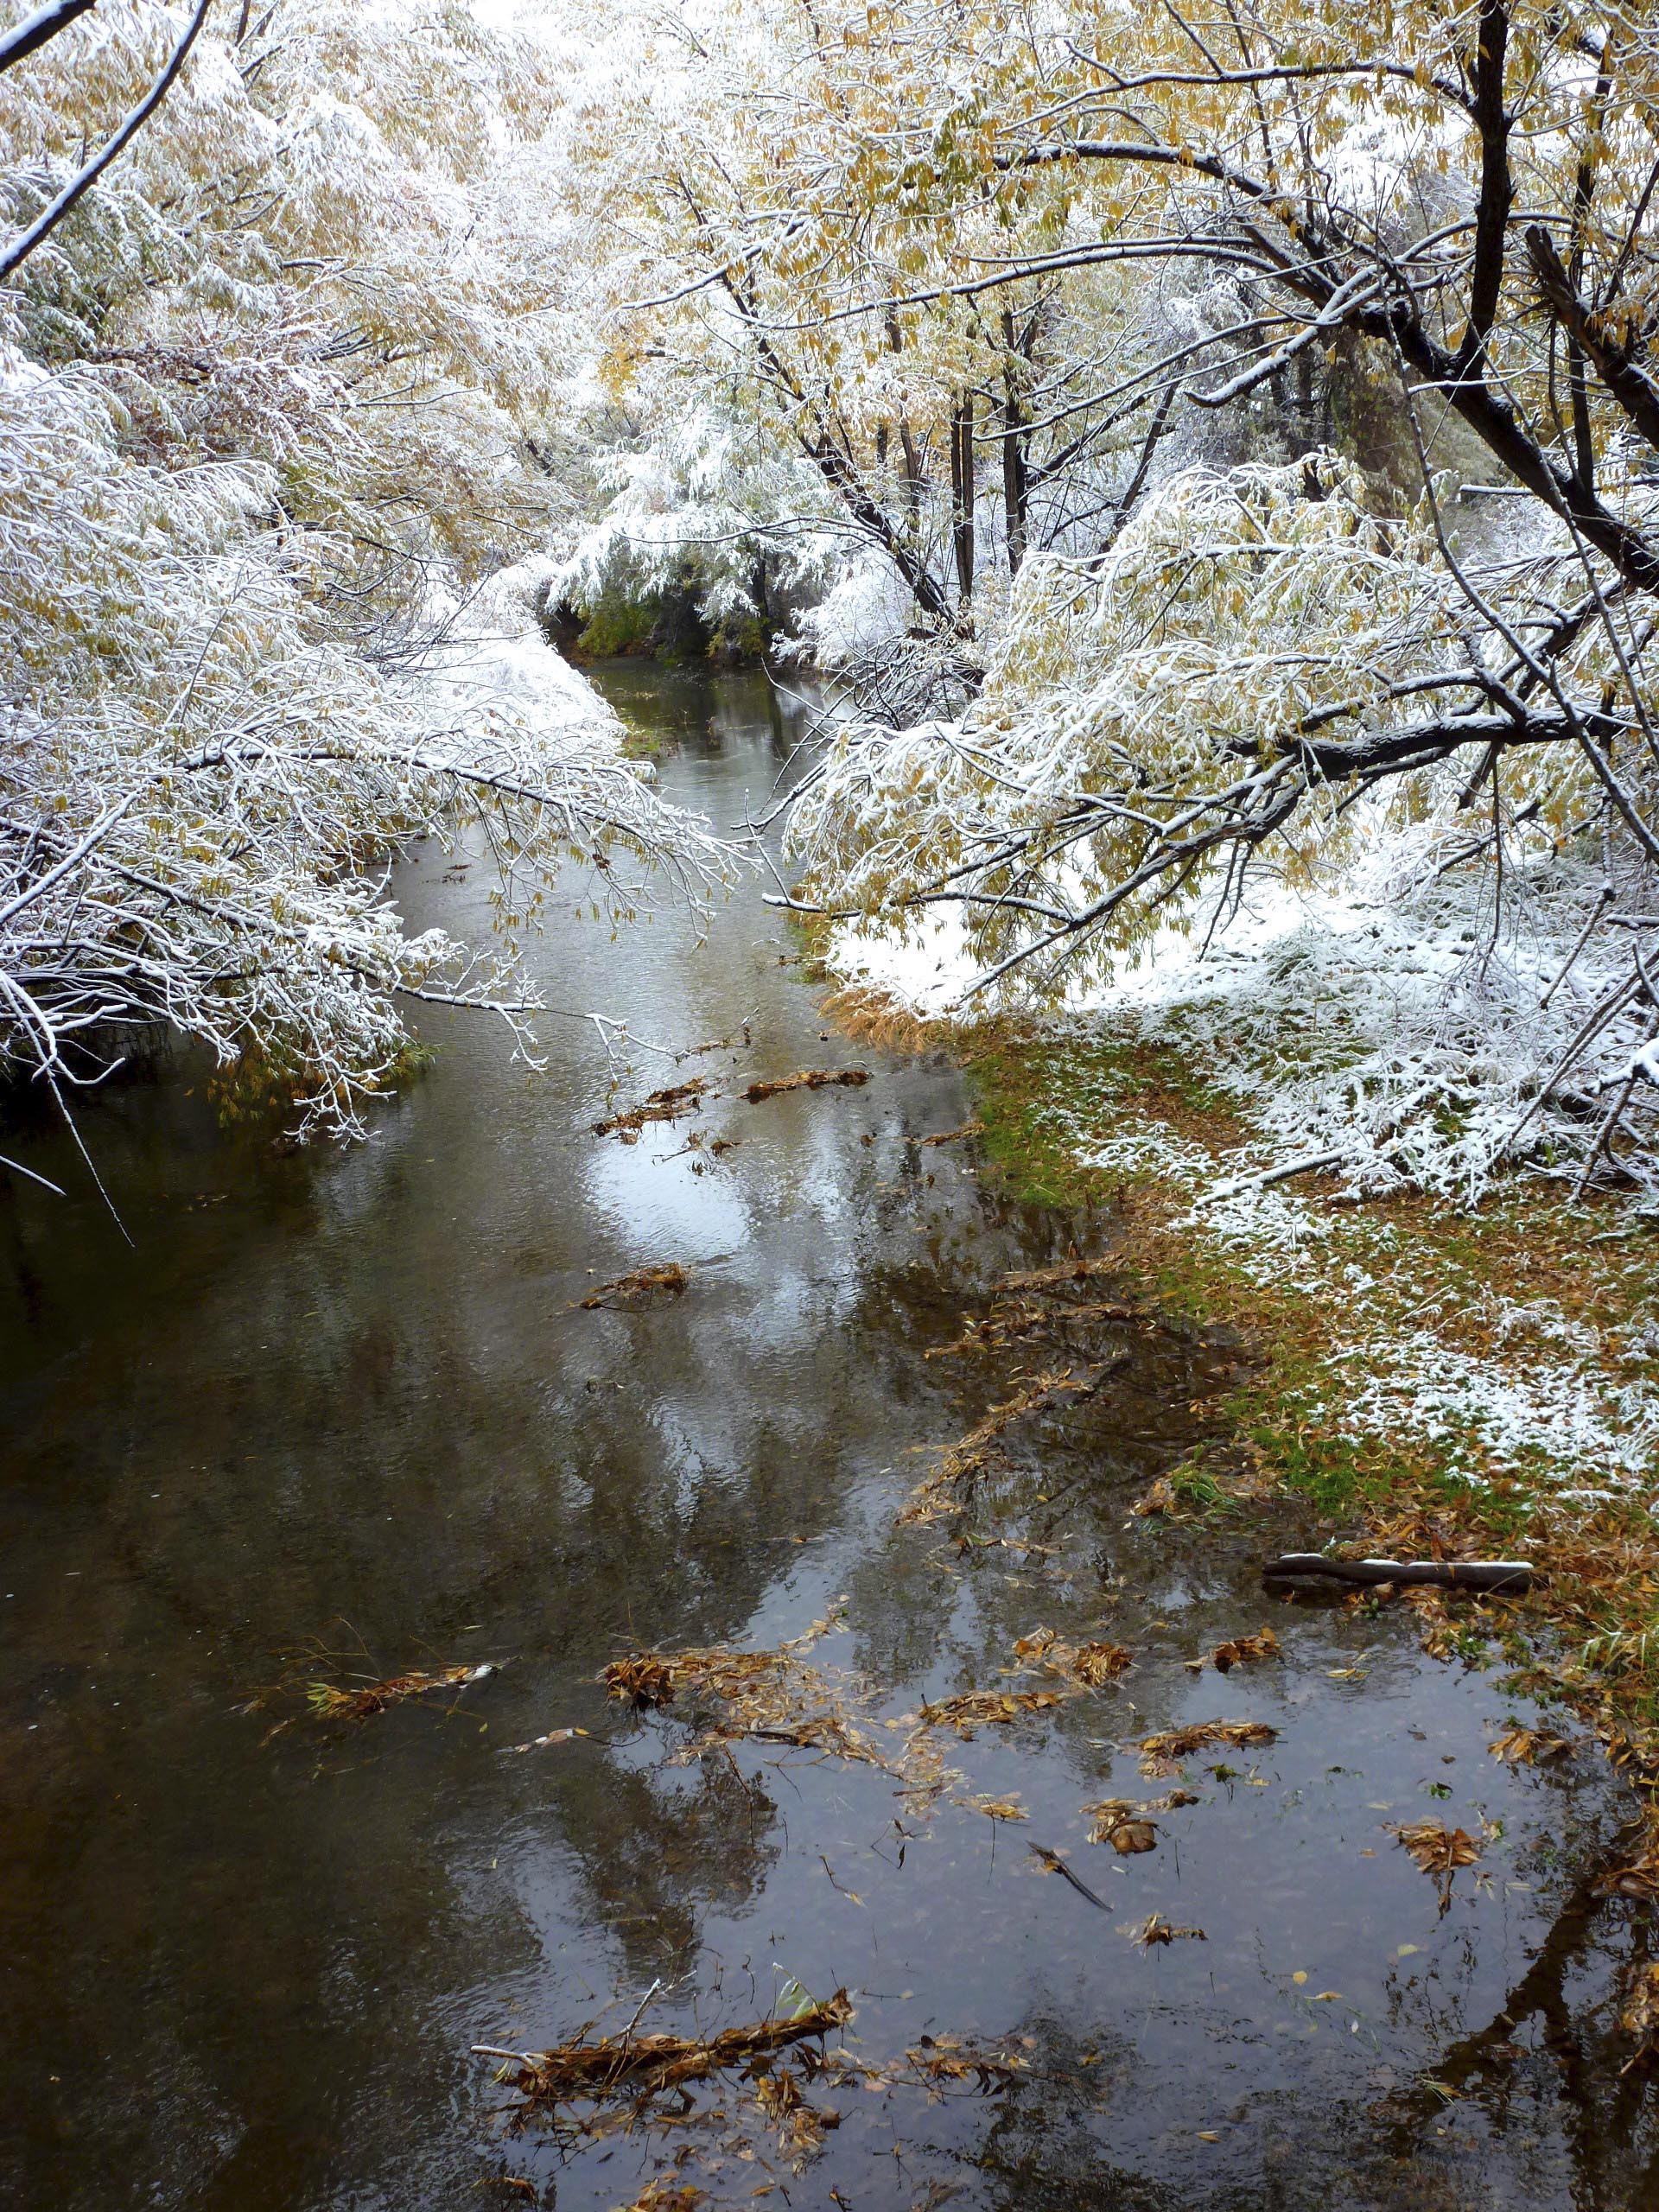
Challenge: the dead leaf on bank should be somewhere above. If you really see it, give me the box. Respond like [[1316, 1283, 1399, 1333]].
[[305, 1660, 501, 1723], [1400, 1586, 1458, 1658], [997, 1255, 1121, 1294], [918, 1121, 983, 1147], [575, 1262, 689, 1310], [926, 1296, 1136, 1363], [1596, 1855, 1659, 1902], [743, 1068, 869, 1103], [1122, 1912, 1206, 1947], [1619, 1961, 1659, 2070], [1488, 1727, 1569, 1765], [1131, 1475, 1179, 1518]]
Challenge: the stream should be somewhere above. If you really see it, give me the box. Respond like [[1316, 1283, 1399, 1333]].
[[2, 663, 1656, 2211]]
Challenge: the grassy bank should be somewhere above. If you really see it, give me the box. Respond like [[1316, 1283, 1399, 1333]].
[[878, 1005, 1659, 1886]]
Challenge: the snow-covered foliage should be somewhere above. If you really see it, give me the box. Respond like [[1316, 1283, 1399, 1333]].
[[0, 0, 724, 1156], [550, 400, 840, 653], [692, 0, 1659, 1201]]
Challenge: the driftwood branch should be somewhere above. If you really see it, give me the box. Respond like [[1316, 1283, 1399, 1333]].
[[1262, 1553, 1535, 1593]]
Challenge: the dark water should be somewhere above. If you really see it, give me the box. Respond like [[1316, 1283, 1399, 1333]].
[[2, 664, 1654, 2212]]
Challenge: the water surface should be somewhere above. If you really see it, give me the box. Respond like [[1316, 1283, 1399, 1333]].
[[1, 664, 1653, 2211]]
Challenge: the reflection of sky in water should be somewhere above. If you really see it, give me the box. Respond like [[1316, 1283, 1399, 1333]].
[[580, 1135, 749, 1262]]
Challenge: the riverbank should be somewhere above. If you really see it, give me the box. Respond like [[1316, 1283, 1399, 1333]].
[[854, 999, 1659, 1905]]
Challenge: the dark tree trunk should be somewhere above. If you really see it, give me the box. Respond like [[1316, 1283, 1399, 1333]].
[[950, 394, 976, 613]]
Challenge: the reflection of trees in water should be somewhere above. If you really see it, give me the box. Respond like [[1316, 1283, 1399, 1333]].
[[546, 1749, 779, 1982], [956, 1973, 1657, 2212], [1371, 1837, 1659, 2210]]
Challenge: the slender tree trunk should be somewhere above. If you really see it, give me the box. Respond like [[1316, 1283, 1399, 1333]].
[[950, 394, 976, 613], [1001, 385, 1029, 574], [998, 308, 1032, 574]]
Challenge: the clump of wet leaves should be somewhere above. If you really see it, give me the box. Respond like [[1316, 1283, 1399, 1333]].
[[575, 1263, 688, 1311], [1188, 1626, 1280, 1675], [916, 1688, 1063, 1740], [611, 2183, 705, 2212], [305, 1661, 501, 1722], [1488, 1726, 1569, 1764], [479, 1991, 855, 2142], [1389, 1819, 1482, 1912], [1013, 1625, 1133, 1687], [743, 1066, 869, 1103], [1122, 1912, 1207, 1947], [600, 1612, 957, 1805], [1136, 1719, 1276, 1777], [246, 1632, 508, 1738], [896, 2034, 1029, 2094], [1084, 1789, 1199, 1853], [593, 1080, 712, 1142], [1618, 1961, 1659, 2071]]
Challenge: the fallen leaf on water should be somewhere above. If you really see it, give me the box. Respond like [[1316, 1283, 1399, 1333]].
[[1489, 1727, 1569, 1765], [743, 1067, 869, 1103], [1389, 1821, 1480, 1911], [592, 1081, 711, 1142], [1389, 1821, 1481, 1876], [1013, 1630, 1131, 1687], [305, 1661, 502, 1723], [1122, 1912, 1206, 1947], [1194, 1627, 1281, 1674], [575, 1262, 689, 1310], [506, 1726, 589, 1754], [1084, 1798, 1159, 1853], [960, 1794, 1027, 1822], [918, 1689, 1062, 1739], [1136, 1719, 1275, 1775]]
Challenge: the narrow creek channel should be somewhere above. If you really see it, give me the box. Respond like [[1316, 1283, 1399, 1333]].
[[2, 664, 1654, 2211]]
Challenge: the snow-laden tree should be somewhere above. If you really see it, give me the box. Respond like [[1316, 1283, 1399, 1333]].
[[0, 0, 724, 1179], [555, 0, 1208, 701], [747, 0, 1659, 1198]]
